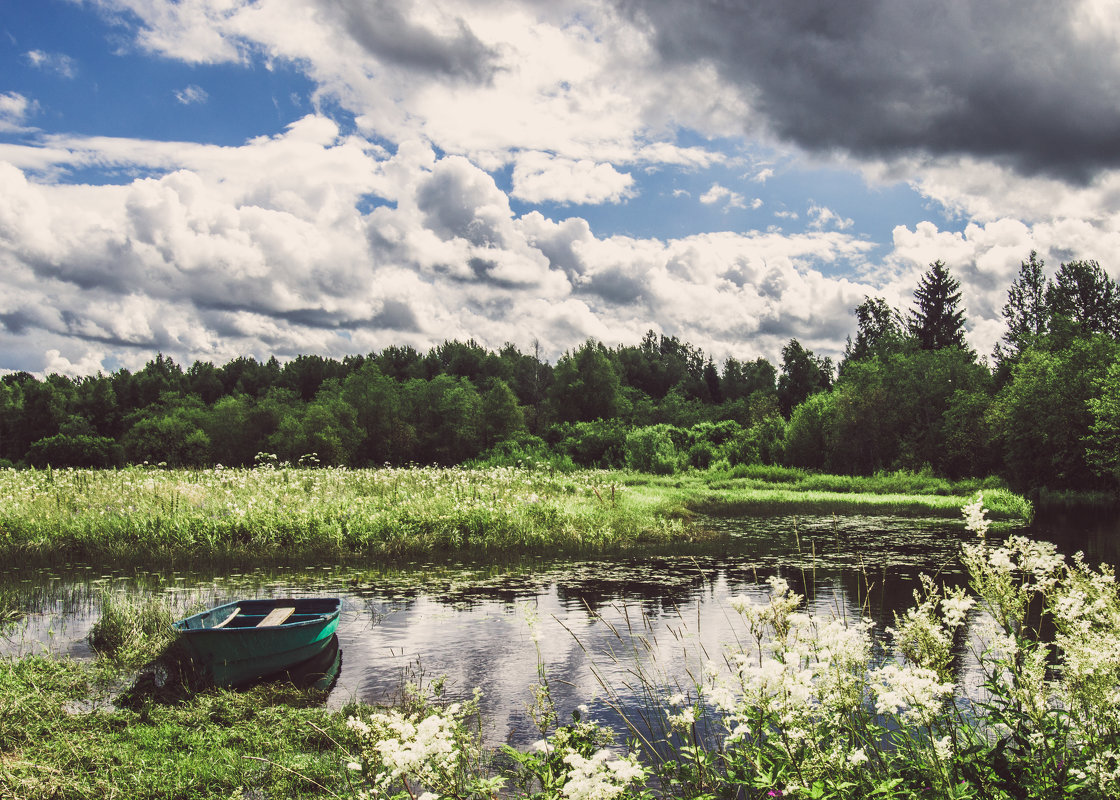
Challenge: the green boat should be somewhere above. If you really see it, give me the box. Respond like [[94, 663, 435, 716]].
[[173, 597, 342, 687]]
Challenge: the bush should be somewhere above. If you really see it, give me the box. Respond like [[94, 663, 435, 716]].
[[26, 434, 122, 468], [548, 420, 627, 468], [624, 425, 681, 474]]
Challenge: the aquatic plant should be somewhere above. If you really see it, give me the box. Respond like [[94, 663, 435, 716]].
[[88, 591, 177, 667]]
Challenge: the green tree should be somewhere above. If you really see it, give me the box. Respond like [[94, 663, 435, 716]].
[[624, 424, 681, 474], [550, 340, 622, 423], [1045, 259, 1119, 341], [1085, 357, 1120, 486], [342, 363, 410, 465], [777, 339, 832, 417], [26, 434, 121, 468], [403, 375, 482, 464], [909, 260, 968, 351], [995, 251, 1049, 370], [187, 361, 225, 404], [783, 391, 837, 470], [480, 378, 525, 449], [843, 296, 907, 368], [989, 335, 1119, 489], [122, 404, 211, 466]]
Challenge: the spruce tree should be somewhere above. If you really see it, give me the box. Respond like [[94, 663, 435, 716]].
[[909, 260, 968, 350]]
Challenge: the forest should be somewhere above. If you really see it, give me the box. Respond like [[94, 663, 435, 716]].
[[4, 253, 1120, 493]]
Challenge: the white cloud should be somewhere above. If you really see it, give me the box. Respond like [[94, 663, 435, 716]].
[[174, 84, 209, 105], [700, 183, 748, 211], [0, 92, 37, 133], [511, 152, 634, 205], [808, 204, 854, 231]]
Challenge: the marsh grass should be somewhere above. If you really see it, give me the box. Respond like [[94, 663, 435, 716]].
[[0, 586, 22, 629], [0, 465, 1032, 566], [88, 591, 179, 668]]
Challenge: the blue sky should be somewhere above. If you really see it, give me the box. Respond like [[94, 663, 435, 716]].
[[2, 0, 1119, 375]]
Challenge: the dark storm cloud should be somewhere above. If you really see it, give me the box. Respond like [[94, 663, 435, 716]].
[[324, 0, 499, 83], [621, 0, 1120, 180]]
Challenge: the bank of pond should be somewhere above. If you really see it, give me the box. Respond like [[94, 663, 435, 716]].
[[0, 464, 1035, 566], [3, 501, 1120, 799]]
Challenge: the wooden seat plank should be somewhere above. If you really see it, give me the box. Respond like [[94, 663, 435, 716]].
[[256, 606, 296, 627], [212, 608, 240, 628]]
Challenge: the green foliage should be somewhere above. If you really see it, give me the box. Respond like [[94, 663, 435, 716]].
[[123, 406, 212, 467], [988, 335, 1120, 489], [624, 425, 682, 474], [26, 433, 121, 468], [909, 259, 968, 351], [1086, 356, 1120, 486], [551, 340, 623, 423], [550, 420, 628, 467], [778, 339, 833, 417], [783, 391, 836, 470], [996, 250, 1050, 370], [88, 592, 178, 667], [1046, 258, 1120, 340], [843, 295, 907, 367]]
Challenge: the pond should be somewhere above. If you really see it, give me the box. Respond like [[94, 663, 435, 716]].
[[2, 511, 1117, 744]]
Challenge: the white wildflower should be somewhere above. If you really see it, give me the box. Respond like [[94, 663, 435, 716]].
[[847, 748, 869, 766], [962, 493, 990, 538]]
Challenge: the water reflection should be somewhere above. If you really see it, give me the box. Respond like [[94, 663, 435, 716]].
[[2, 512, 1117, 744]]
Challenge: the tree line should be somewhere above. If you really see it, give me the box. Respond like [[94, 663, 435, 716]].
[[3, 253, 1120, 492]]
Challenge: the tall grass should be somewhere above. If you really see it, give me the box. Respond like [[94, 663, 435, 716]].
[[88, 591, 178, 667], [0, 465, 678, 565], [0, 465, 1033, 565]]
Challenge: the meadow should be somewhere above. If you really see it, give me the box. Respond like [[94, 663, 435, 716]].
[[0, 464, 1031, 565]]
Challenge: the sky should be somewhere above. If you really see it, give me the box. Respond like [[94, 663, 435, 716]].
[[3, 0, 1120, 377]]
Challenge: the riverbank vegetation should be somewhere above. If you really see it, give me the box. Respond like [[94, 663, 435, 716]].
[[0, 464, 1030, 565], [3, 498, 1119, 799], [3, 255, 1120, 504]]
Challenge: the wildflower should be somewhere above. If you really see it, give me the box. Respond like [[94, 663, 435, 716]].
[[962, 493, 990, 538], [847, 748, 868, 766], [560, 750, 646, 800], [869, 663, 953, 725]]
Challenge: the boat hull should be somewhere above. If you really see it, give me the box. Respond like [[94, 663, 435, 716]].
[[173, 598, 341, 687]]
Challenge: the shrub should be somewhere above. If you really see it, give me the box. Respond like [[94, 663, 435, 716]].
[[624, 425, 681, 474]]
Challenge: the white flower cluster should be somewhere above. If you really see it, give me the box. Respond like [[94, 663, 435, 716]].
[[347, 700, 474, 798], [560, 749, 646, 800], [962, 492, 990, 538], [868, 663, 954, 726]]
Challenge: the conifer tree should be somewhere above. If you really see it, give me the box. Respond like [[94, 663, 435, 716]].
[[909, 260, 968, 350]]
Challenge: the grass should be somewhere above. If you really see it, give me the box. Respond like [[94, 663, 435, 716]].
[[0, 655, 355, 799], [0, 465, 1032, 565], [620, 470, 1033, 522]]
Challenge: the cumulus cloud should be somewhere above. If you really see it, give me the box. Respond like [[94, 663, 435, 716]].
[[511, 152, 635, 205], [0, 115, 888, 373], [623, 0, 1120, 180], [700, 183, 748, 210], [808, 204, 854, 231], [8, 0, 1120, 376]]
